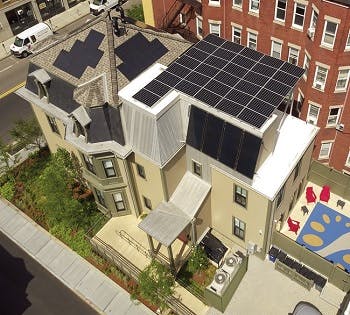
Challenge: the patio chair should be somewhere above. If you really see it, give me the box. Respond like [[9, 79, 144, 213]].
[[320, 185, 330, 203], [306, 186, 317, 203], [287, 217, 300, 235]]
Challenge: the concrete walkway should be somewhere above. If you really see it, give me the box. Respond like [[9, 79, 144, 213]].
[[0, 198, 154, 315]]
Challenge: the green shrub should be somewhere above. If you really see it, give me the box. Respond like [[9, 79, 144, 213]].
[[187, 246, 209, 274], [0, 180, 15, 201], [126, 4, 144, 22], [50, 222, 92, 258]]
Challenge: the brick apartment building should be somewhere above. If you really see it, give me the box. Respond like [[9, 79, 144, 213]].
[[143, 0, 350, 173]]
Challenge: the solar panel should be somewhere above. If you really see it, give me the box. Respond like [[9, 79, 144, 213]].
[[132, 34, 304, 128], [202, 113, 224, 159], [236, 132, 262, 178], [133, 89, 161, 107], [186, 106, 207, 150]]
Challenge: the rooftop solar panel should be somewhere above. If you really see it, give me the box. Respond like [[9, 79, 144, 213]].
[[132, 34, 304, 128]]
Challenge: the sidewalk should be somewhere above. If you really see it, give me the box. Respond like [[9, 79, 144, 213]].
[[0, 1, 91, 60], [0, 197, 154, 315]]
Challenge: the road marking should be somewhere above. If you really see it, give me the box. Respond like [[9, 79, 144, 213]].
[[0, 81, 26, 100], [0, 65, 13, 73]]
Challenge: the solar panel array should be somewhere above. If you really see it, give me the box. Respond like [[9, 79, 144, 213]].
[[187, 106, 261, 179], [133, 34, 304, 129]]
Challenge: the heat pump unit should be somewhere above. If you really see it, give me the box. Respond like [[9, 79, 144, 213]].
[[307, 27, 315, 39]]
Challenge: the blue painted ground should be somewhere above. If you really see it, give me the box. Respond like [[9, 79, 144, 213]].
[[296, 202, 350, 272]]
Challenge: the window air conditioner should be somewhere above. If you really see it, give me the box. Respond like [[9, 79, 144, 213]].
[[336, 123, 344, 132], [307, 27, 315, 39], [314, 80, 324, 90]]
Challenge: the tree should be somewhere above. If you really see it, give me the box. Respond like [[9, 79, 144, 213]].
[[187, 245, 209, 274], [0, 139, 18, 180], [10, 118, 43, 150], [137, 260, 175, 310]]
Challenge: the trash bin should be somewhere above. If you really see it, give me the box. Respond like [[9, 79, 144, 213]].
[[268, 246, 280, 262]]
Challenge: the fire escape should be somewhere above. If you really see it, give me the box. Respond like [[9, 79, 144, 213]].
[[162, 0, 202, 43]]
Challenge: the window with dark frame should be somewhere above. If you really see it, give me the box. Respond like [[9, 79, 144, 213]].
[[143, 196, 152, 210], [294, 160, 301, 181], [95, 188, 106, 207], [233, 217, 246, 240], [113, 192, 126, 211], [136, 163, 146, 179], [46, 115, 59, 134], [103, 159, 116, 178], [192, 160, 202, 177], [234, 185, 247, 207], [83, 154, 95, 174], [276, 184, 285, 208]]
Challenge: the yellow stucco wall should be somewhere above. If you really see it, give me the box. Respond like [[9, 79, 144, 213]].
[[31, 104, 80, 159], [131, 153, 165, 213], [211, 168, 269, 250], [195, 194, 212, 241], [141, 0, 155, 26], [163, 147, 186, 199]]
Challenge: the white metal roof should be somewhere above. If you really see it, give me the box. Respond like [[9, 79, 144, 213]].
[[138, 172, 211, 246]]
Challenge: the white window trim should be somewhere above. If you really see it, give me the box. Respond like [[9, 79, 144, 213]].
[[247, 31, 258, 50], [306, 102, 321, 125], [209, 21, 221, 37], [346, 31, 350, 51], [319, 141, 333, 160], [232, 0, 243, 10], [321, 20, 338, 49], [209, 0, 220, 7], [249, 0, 260, 14], [232, 25, 242, 44], [271, 40, 282, 59], [292, 3, 306, 30], [274, 0, 287, 22], [196, 16, 203, 39], [326, 106, 342, 127], [335, 68, 350, 92], [303, 53, 311, 79], [313, 65, 328, 91], [345, 150, 350, 167], [288, 46, 299, 65]]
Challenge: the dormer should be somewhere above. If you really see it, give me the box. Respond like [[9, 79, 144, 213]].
[[29, 69, 51, 102], [71, 106, 92, 140]]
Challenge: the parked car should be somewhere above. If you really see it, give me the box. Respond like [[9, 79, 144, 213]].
[[290, 302, 323, 315], [89, 0, 125, 15], [10, 23, 53, 58]]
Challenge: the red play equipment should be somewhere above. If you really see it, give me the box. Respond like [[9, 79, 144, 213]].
[[305, 186, 317, 203], [320, 185, 330, 203], [287, 217, 300, 234]]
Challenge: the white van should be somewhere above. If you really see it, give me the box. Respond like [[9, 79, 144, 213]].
[[10, 23, 53, 58], [89, 0, 120, 15]]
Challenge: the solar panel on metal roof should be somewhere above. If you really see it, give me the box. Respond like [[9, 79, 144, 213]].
[[132, 34, 304, 127], [133, 88, 160, 107]]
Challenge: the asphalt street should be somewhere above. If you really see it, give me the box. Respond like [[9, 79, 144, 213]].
[[0, 231, 100, 315], [0, 93, 34, 144]]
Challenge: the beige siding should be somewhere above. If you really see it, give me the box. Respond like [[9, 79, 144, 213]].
[[195, 194, 212, 241], [163, 147, 186, 199], [131, 153, 165, 213], [211, 167, 269, 250], [141, 0, 155, 26], [31, 104, 80, 158]]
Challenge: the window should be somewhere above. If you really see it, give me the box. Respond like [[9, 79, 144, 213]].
[[113, 192, 126, 211], [192, 160, 202, 177], [313, 66, 328, 91], [271, 41, 282, 59], [209, 0, 220, 5], [247, 32, 257, 50], [83, 154, 95, 174], [232, 26, 242, 44], [24, 38, 30, 45], [309, 9, 318, 30], [303, 54, 310, 77], [136, 163, 146, 179], [288, 47, 299, 65], [209, 23, 220, 36], [102, 159, 116, 178], [95, 188, 106, 207], [294, 160, 301, 181], [37, 81, 49, 99], [335, 69, 350, 91], [46, 115, 59, 134], [143, 196, 152, 210], [234, 185, 247, 207], [346, 151, 350, 167], [319, 142, 332, 159], [179, 12, 186, 25], [73, 119, 85, 138], [296, 92, 304, 113], [196, 17, 203, 37], [306, 104, 320, 125], [275, 0, 287, 21], [346, 31, 350, 50], [249, 0, 259, 13], [327, 107, 341, 126], [30, 35, 36, 43], [293, 3, 305, 28], [276, 184, 285, 208], [322, 21, 338, 48], [233, 0, 242, 7], [233, 217, 246, 240]]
